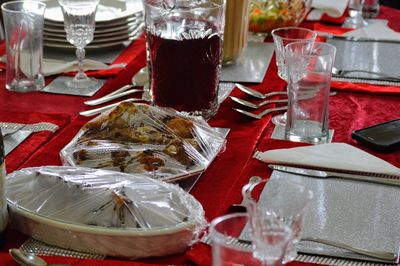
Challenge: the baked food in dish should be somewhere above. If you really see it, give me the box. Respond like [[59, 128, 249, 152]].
[[7, 166, 206, 258], [61, 102, 226, 181]]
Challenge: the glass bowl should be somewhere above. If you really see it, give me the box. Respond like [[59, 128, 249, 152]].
[[248, 0, 312, 34]]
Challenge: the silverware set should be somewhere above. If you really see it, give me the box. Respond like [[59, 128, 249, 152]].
[[231, 83, 288, 119], [80, 67, 149, 116]]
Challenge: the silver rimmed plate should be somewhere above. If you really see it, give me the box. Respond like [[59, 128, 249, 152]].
[[42, 0, 142, 23]]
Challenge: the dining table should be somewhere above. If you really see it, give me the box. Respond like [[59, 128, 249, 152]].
[[0, 4, 400, 266]]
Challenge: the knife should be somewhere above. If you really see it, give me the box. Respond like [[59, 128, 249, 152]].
[[331, 74, 400, 83], [319, 33, 400, 44], [269, 164, 400, 187]]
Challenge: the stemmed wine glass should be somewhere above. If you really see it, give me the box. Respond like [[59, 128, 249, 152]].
[[270, 27, 317, 126], [58, 0, 100, 89]]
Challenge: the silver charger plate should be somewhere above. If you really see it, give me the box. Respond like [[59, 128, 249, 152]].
[[265, 170, 400, 263]]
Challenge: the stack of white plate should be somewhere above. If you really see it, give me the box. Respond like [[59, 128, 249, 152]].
[[42, 0, 144, 49]]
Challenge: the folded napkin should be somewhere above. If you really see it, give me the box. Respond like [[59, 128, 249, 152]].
[[310, 0, 349, 18], [344, 21, 400, 40], [0, 56, 125, 77], [255, 142, 400, 176], [43, 59, 126, 77]]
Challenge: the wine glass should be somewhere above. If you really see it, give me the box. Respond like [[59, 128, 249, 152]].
[[58, 0, 100, 89], [270, 27, 317, 126]]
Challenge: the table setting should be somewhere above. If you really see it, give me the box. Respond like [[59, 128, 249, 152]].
[[0, 0, 400, 265]]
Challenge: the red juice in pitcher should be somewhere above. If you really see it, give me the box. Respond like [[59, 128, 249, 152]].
[[146, 30, 223, 118]]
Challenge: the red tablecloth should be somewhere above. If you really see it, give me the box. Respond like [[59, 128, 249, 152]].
[[1, 5, 400, 266]]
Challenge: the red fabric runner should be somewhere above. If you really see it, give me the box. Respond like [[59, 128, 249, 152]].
[[0, 111, 70, 172], [1, 5, 400, 266]]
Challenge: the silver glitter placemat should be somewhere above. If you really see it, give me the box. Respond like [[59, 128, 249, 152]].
[[327, 38, 400, 84], [21, 238, 105, 260], [220, 42, 274, 83], [263, 171, 400, 264]]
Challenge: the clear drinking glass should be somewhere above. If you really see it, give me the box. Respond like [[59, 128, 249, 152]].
[[242, 177, 313, 264], [362, 0, 379, 18], [210, 213, 262, 266], [58, 0, 100, 89], [143, 0, 226, 119], [2, 1, 46, 92], [285, 41, 336, 145], [343, 0, 368, 28], [270, 27, 317, 126], [210, 213, 292, 266]]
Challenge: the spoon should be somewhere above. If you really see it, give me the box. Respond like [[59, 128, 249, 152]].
[[235, 83, 287, 99], [84, 67, 148, 106], [9, 248, 67, 266], [234, 106, 288, 119], [230, 96, 288, 109]]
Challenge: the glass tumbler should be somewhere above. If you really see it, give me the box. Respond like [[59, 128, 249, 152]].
[[210, 213, 262, 266], [143, 0, 226, 119], [285, 41, 336, 145], [2, 1, 46, 92]]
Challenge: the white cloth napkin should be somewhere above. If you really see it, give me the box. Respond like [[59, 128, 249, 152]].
[[255, 143, 400, 176], [310, 0, 349, 18], [0, 55, 125, 77], [43, 59, 126, 76], [344, 22, 400, 41]]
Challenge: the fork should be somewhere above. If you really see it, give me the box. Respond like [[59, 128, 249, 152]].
[[235, 83, 287, 99], [234, 106, 288, 119]]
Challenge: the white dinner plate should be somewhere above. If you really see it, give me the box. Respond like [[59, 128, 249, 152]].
[[44, 35, 138, 49], [44, 19, 143, 36], [42, 0, 142, 23], [44, 24, 143, 48]]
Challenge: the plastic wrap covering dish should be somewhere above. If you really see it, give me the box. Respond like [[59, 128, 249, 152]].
[[60, 102, 226, 182], [6, 166, 207, 259]]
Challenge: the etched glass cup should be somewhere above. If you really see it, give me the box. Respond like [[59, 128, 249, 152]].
[[243, 177, 313, 264], [270, 27, 317, 126]]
